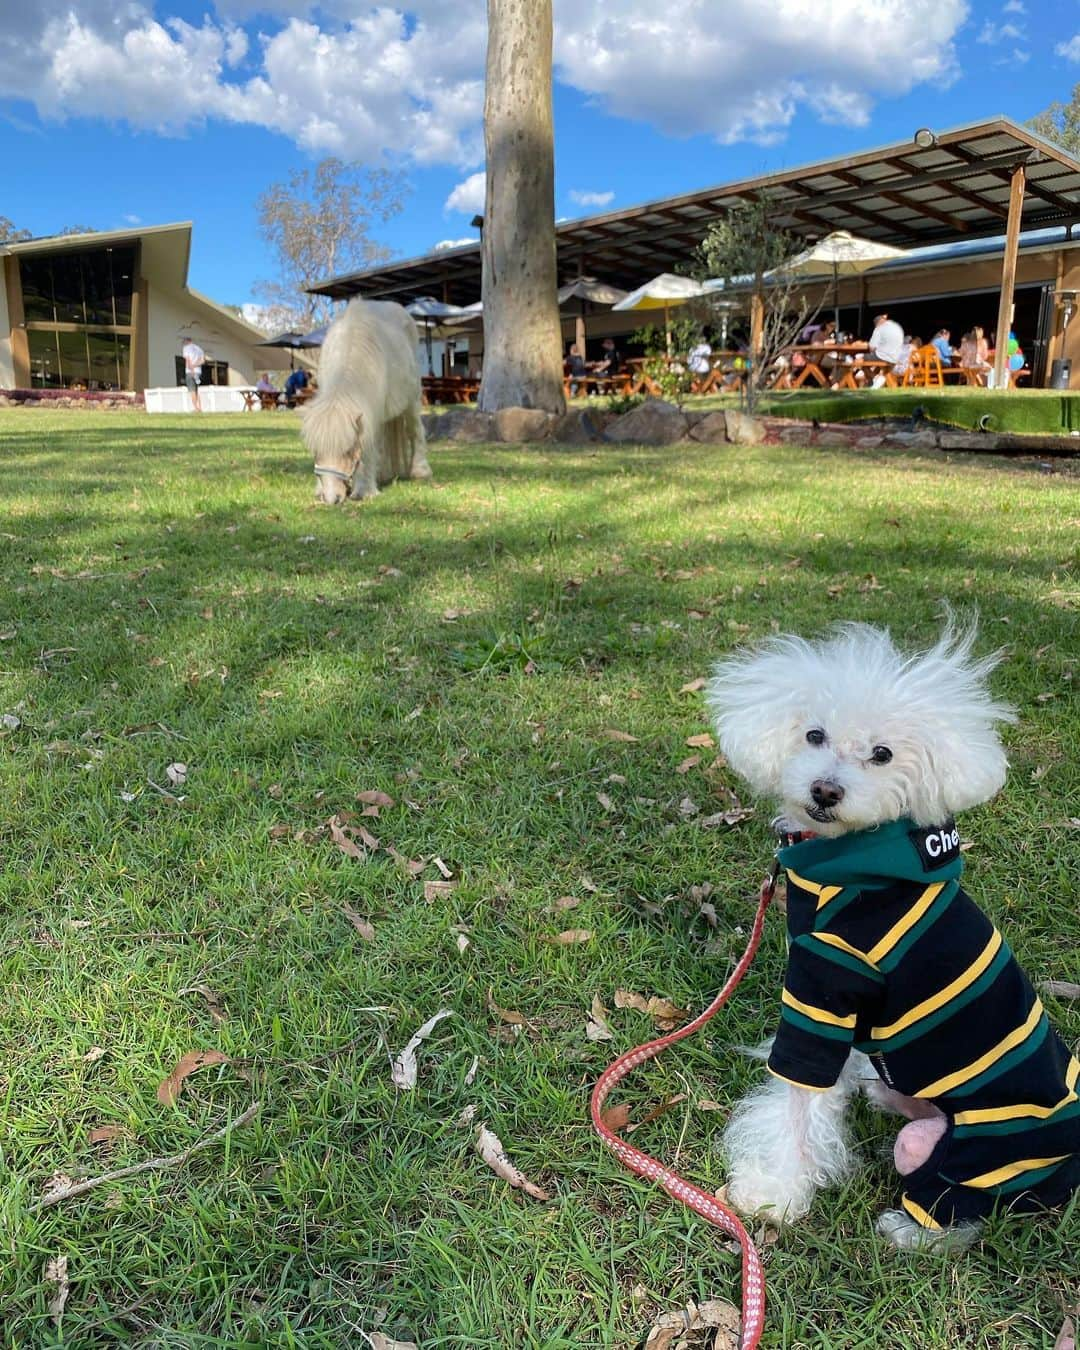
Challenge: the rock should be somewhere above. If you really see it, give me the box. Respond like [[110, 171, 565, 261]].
[[937, 431, 991, 451], [880, 430, 939, 450], [688, 411, 732, 444], [778, 423, 812, 444], [493, 407, 557, 443], [723, 409, 766, 445], [603, 398, 689, 445], [425, 409, 497, 443], [854, 435, 886, 449], [552, 408, 604, 443], [815, 430, 854, 448]]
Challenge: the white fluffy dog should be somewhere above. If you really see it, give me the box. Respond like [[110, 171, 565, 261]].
[[301, 299, 431, 504], [707, 622, 1080, 1250]]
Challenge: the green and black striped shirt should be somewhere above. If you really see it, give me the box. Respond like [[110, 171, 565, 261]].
[[768, 818, 1080, 1228]]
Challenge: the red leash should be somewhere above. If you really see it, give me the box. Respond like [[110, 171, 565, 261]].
[[590, 867, 778, 1350]]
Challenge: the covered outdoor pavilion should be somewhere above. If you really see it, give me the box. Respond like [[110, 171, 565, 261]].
[[309, 117, 1080, 389]]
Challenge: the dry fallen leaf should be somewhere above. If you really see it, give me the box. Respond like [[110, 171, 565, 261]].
[[680, 678, 707, 693], [700, 807, 754, 828], [627, 1093, 688, 1134], [44, 1255, 69, 1326], [550, 894, 582, 913], [474, 1124, 550, 1201], [697, 1099, 725, 1113], [432, 856, 454, 879], [88, 1125, 127, 1146], [343, 907, 375, 942], [601, 1102, 632, 1132], [1053, 1316, 1075, 1350], [602, 729, 639, 743], [614, 990, 689, 1031], [357, 789, 395, 809], [644, 1297, 740, 1350], [586, 993, 614, 1042], [82, 1046, 106, 1065], [180, 984, 227, 1024], [486, 992, 529, 1027], [329, 817, 368, 861], [157, 1049, 231, 1106], [1042, 980, 1080, 1001], [545, 929, 594, 946], [390, 1009, 453, 1091], [463, 1055, 479, 1088], [423, 879, 456, 903], [367, 1334, 419, 1350], [165, 762, 188, 787], [596, 792, 615, 813], [685, 733, 715, 749], [676, 755, 701, 775]]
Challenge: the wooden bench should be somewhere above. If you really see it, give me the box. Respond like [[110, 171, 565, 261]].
[[422, 376, 480, 406]]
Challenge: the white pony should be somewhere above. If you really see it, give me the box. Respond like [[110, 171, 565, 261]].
[[300, 299, 432, 504]]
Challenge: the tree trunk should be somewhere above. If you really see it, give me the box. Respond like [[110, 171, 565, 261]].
[[477, 0, 566, 415]]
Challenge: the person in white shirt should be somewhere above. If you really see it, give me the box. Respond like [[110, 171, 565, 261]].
[[181, 336, 205, 412], [867, 313, 904, 366], [688, 340, 712, 376]]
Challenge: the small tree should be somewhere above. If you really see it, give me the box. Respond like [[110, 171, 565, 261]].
[[1029, 85, 1080, 155], [256, 158, 405, 331], [0, 217, 31, 244], [636, 316, 703, 406], [698, 203, 815, 413]]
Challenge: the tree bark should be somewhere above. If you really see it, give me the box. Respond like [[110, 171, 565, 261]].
[[477, 0, 566, 415]]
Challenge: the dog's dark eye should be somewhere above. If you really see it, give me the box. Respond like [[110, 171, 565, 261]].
[[806, 728, 826, 746], [870, 745, 893, 765]]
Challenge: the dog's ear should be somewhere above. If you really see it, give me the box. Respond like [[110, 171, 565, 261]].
[[706, 638, 811, 795], [896, 622, 1015, 820]]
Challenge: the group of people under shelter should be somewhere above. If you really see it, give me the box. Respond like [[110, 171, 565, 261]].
[[800, 313, 1025, 388]]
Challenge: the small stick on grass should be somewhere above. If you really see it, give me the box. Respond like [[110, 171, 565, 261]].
[[26, 1102, 261, 1213]]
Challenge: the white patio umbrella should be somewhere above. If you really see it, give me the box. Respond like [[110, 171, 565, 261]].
[[773, 231, 907, 336], [406, 296, 476, 374], [558, 276, 628, 352], [612, 272, 711, 350]]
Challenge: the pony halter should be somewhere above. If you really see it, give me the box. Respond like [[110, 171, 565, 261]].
[[313, 465, 353, 485]]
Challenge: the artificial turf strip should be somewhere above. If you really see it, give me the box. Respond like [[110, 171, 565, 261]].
[[0, 410, 1076, 1347], [752, 388, 1080, 436]]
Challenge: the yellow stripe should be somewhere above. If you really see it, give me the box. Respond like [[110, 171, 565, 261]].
[[866, 882, 945, 965], [954, 1056, 1080, 1125], [872, 930, 1002, 1040], [782, 989, 857, 1029], [810, 930, 880, 969], [961, 1154, 1070, 1190], [901, 1196, 943, 1230], [766, 1066, 833, 1092], [815, 885, 843, 911], [915, 1001, 1045, 1099], [786, 868, 824, 896]]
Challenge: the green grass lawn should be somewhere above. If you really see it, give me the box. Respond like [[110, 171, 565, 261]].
[[0, 411, 1077, 1348]]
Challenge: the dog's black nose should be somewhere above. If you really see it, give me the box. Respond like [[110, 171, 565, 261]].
[[810, 779, 845, 808]]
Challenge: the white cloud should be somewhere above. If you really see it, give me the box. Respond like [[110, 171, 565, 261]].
[[554, 0, 968, 144], [1057, 34, 1080, 62], [0, 1, 968, 160], [433, 237, 477, 251], [1002, 0, 1025, 11], [444, 171, 486, 215], [122, 213, 142, 224], [977, 20, 1023, 44], [569, 188, 614, 207]]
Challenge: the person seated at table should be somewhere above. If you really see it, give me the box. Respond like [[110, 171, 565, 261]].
[[284, 366, 310, 407], [688, 339, 712, 375], [931, 328, 957, 365], [256, 373, 278, 394], [566, 343, 588, 396], [867, 312, 905, 368], [591, 337, 622, 376], [798, 319, 825, 345], [958, 327, 991, 378]]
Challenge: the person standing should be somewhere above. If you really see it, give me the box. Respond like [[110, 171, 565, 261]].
[[181, 335, 205, 412]]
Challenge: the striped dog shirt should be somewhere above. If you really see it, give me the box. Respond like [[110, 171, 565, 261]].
[[767, 818, 1080, 1230]]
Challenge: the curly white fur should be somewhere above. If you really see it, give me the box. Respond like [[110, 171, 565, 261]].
[[300, 299, 431, 504], [710, 619, 1013, 1249]]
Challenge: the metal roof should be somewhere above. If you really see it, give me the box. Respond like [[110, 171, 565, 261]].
[[309, 117, 1080, 306]]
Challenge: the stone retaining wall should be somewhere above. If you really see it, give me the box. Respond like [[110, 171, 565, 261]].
[[0, 389, 143, 411], [422, 400, 1080, 457]]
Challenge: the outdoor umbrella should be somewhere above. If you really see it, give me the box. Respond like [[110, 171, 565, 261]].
[[257, 329, 322, 370], [406, 296, 476, 375], [557, 276, 628, 354], [612, 272, 710, 351], [772, 230, 907, 336]]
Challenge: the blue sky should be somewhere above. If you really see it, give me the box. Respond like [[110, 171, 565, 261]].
[[0, 1, 1075, 309]]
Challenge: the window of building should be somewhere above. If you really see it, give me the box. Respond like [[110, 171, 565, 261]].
[[20, 243, 137, 388]]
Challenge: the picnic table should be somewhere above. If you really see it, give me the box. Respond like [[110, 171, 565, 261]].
[[422, 375, 480, 406], [780, 343, 899, 390]]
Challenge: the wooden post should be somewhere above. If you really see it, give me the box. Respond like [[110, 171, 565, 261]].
[[4, 255, 30, 388], [991, 164, 1025, 392], [575, 312, 586, 355], [750, 291, 764, 357]]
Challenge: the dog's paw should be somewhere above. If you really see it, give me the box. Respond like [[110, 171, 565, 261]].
[[877, 1209, 981, 1253], [728, 1175, 813, 1226]]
